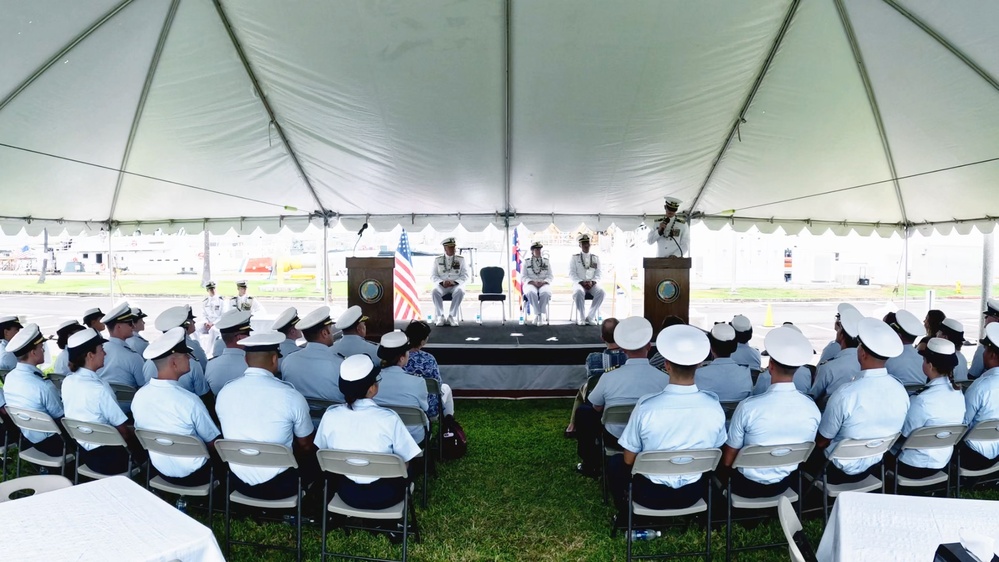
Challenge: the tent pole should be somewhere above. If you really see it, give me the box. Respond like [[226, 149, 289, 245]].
[[107, 224, 114, 306], [902, 226, 910, 307], [505, 219, 512, 320], [323, 217, 330, 306], [982, 230, 995, 337]]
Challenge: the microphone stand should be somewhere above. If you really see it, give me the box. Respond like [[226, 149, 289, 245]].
[[352, 223, 368, 256]]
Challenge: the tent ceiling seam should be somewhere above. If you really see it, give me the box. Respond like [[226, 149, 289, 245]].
[[503, 0, 512, 215], [211, 0, 328, 215], [833, 0, 908, 225], [107, 0, 180, 222], [0, 0, 134, 114], [881, 0, 999, 94], [687, 0, 802, 216]]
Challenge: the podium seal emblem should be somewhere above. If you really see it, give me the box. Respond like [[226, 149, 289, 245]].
[[656, 279, 680, 304], [358, 279, 384, 304]]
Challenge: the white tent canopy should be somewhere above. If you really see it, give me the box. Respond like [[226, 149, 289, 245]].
[[2, 0, 998, 236]]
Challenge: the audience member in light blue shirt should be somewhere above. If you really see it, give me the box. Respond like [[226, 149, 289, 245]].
[[695, 324, 751, 402], [962, 323, 999, 470], [372, 331, 430, 443]]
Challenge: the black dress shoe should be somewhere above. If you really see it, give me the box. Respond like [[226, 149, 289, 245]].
[[564, 427, 576, 439], [576, 463, 600, 478]]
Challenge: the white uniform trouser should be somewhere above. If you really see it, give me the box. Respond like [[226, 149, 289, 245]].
[[432, 284, 465, 317], [441, 383, 455, 417], [572, 284, 605, 321], [524, 283, 552, 317]]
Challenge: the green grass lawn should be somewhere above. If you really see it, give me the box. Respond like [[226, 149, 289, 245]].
[[7, 399, 998, 560]]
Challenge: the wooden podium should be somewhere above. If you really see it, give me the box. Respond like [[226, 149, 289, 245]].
[[643, 257, 692, 332], [346, 257, 394, 341]]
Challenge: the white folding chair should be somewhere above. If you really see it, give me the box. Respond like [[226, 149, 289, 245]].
[[621, 448, 722, 562], [425, 378, 444, 461], [61, 417, 135, 484], [777, 496, 815, 562], [306, 398, 343, 428], [599, 404, 635, 504], [3, 406, 73, 478], [0, 474, 72, 502], [383, 404, 432, 508], [316, 449, 419, 562], [957, 419, 999, 494], [889, 424, 966, 496], [810, 433, 899, 523], [46, 372, 67, 391], [135, 429, 215, 526], [214, 439, 302, 562], [719, 401, 741, 419], [724, 441, 814, 561]]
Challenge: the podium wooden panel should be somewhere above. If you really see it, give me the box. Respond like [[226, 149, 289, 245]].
[[346, 257, 394, 341], [643, 257, 692, 333]]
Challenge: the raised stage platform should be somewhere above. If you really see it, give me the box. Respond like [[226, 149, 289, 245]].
[[394, 320, 605, 398]]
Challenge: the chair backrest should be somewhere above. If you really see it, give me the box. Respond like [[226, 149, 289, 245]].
[[0, 475, 73, 502], [316, 449, 408, 480], [383, 404, 430, 431], [306, 398, 342, 417], [778, 496, 807, 562], [62, 418, 128, 448], [733, 442, 815, 470], [0, 369, 10, 382], [425, 378, 441, 396], [4, 406, 61, 434], [135, 429, 209, 458], [600, 403, 636, 426], [47, 373, 67, 390], [719, 401, 741, 417], [903, 384, 925, 396], [828, 434, 900, 460], [480, 266, 505, 294], [965, 419, 999, 442], [109, 383, 137, 402], [214, 439, 298, 469], [631, 448, 722, 478], [900, 424, 968, 450]]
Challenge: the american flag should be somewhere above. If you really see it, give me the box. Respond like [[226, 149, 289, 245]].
[[511, 229, 523, 310], [393, 229, 422, 320]]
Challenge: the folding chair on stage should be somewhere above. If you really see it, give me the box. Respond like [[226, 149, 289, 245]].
[[317, 449, 419, 562], [215, 439, 302, 562], [722, 441, 814, 561], [616, 448, 722, 562]]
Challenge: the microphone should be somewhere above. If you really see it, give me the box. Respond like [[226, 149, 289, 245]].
[[352, 222, 368, 256]]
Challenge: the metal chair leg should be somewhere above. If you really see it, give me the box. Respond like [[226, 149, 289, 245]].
[[626, 481, 634, 562], [725, 478, 732, 562]]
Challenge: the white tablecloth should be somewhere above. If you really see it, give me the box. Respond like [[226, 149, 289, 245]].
[[818, 491, 999, 562], [0, 475, 225, 562]]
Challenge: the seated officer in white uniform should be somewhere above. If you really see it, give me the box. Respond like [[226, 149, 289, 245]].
[[52, 320, 85, 376], [281, 306, 345, 402], [272, 306, 304, 368], [522, 241, 553, 326], [62, 328, 140, 475], [610, 325, 726, 514], [81, 307, 105, 335], [575, 317, 672, 477], [810, 306, 863, 401], [961, 322, 999, 471], [155, 305, 209, 371], [230, 280, 264, 314], [722, 327, 820, 498], [937, 318, 970, 382], [890, 337, 965, 479], [813, 318, 909, 484], [0, 315, 24, 370], [884, 309, 927, 386], [133, 328, 221, 486], [372, 331, 430, 444], [695, 323, 752, 402], [97, 303, 146, 389], [330, 306, 379, 362], [646, 196, 689, 258], [125, 307, 150, 356], [430, 237, 469, 327], [729, 315, 761, 371], [147, 306, 210, 397], [4, 324, 67, 457], [205, 309, 252, 395], [753, 323, 812, 394], [969, 298, 999, 379], [818, 303, 859, 365], [314, 354, 421, 510], [568, 234, 605, 326], [216, 331, 316, 500]]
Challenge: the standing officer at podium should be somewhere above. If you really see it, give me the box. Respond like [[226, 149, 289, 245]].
[[430, 237, 469, 327], [647, 196, 689, 258]]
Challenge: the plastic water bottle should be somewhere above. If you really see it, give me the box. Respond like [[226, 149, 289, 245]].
[[518, 315, 525, 325], [630, 529, 661, 541], [175, 496, 187, 513], [475, 314, 481, 324], [427, 314, 433, 323]]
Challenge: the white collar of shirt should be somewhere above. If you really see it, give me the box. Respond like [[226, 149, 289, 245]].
[[663, 383, 699, 394], [147, 378, 180, 389], [766, 382, 798, 393], [860, 367, 888, 378], [243, 367, 275, 378], [75, 368, 100, 381], [983, 366, 999, 379], [108, 337, 127, 346], [925, 377, 948, 388], [222, 348, 246, 357], [624, 358, 650, 366], [351, 398, 377, 409]]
